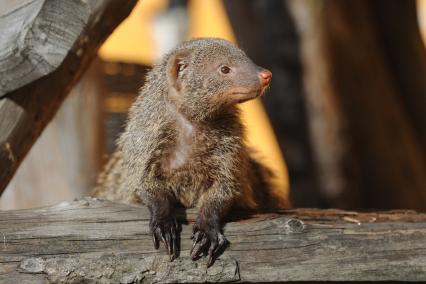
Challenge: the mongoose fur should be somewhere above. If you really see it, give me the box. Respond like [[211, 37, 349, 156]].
[[94, 38, 289, 266]]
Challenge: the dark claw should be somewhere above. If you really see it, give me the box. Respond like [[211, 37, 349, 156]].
[[190, 225, 199, 240], [160, 229, 168, 251], [171, 226, 178, 261], [152, 228, 160, 249], [190, 228, 204, 254], [190, 225, 228, 266], [174, 217, 179, 230], [207, 254, 214, 268], [207, 233, 227, 267], [208, 237, 218, 258], [191, 235, 209, 260], [218, 234, 227, 250], [165, 232, 172, 255], [190, 226, 202, 256], [150, 216, 179, 261], [190, 231, 202, 254]]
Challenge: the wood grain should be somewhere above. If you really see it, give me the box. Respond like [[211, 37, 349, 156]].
[[0, 0, 96, 96], [0, 60, 104, 210], [0, 0, 137, 195], [1, 198, 426, 283]]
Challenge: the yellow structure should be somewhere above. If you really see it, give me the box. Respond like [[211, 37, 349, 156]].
[[419, 0, 426, 41], [99, 0, 289, 198]]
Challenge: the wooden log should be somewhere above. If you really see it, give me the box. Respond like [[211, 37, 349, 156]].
[[0, 0, 137, 195], [1, 198, 426, 283]]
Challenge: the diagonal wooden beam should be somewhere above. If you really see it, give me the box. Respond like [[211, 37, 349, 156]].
[[0, 0, 138, 195]]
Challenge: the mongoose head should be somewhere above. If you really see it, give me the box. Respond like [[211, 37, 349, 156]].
[[163, 38, 272, 121]]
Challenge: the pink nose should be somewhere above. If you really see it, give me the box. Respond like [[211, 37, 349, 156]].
[[259, 69, 272, 87]]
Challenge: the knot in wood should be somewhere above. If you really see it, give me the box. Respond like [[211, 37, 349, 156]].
[[285, 218, 305, 234]]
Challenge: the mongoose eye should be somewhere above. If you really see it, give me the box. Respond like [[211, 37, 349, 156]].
[[177, 63, 187, 73], [220, 66, 231, 74]]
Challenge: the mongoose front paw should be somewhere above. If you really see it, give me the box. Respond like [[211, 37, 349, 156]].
[[190, 223, 228, 267], [151, 215, 179, 261]]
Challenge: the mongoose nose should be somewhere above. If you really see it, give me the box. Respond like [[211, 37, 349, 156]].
[[259, 69, 272, 87]]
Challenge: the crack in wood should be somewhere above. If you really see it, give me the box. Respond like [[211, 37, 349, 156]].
[[1, 198, 426, 282]]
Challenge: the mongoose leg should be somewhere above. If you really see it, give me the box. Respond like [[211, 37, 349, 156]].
[[190, 194, 230, 267], [148, 196, 179, 260]]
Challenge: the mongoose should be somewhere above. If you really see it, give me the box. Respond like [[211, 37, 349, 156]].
[[94, 38, 289, 266]]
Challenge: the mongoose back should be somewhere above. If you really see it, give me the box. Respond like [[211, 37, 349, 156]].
[[94, 38, 289, 266]]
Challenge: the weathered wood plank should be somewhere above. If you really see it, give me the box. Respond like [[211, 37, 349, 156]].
[[1, 198, 426, 283], [0, 0, 98, 96], [0, 59, 104, 210], [0, 0, 137, 195]]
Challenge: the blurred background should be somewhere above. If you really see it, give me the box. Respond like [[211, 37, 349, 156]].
[[1, 0, 425, 211]]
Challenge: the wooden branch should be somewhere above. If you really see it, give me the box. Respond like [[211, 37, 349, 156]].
[[0, 0, 137, 195], [1, 198, 426, 283]]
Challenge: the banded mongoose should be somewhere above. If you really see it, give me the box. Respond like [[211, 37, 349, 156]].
[[94, 38, 289, 266]]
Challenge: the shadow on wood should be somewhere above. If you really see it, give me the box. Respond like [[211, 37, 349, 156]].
[[1, 197, 426, 283]]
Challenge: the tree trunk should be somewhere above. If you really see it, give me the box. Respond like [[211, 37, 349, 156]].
[[289, 0, 426, 210]]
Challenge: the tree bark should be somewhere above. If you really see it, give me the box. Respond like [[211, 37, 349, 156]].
[[289, 0, 426, 209], [1, 198, 426, 283], [0, 0, 138, 195]]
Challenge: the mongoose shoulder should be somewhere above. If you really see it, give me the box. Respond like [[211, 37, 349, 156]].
[[94, 38, 289, 265]]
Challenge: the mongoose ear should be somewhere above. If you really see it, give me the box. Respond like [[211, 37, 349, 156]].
[[167, 50, 191, 92]]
